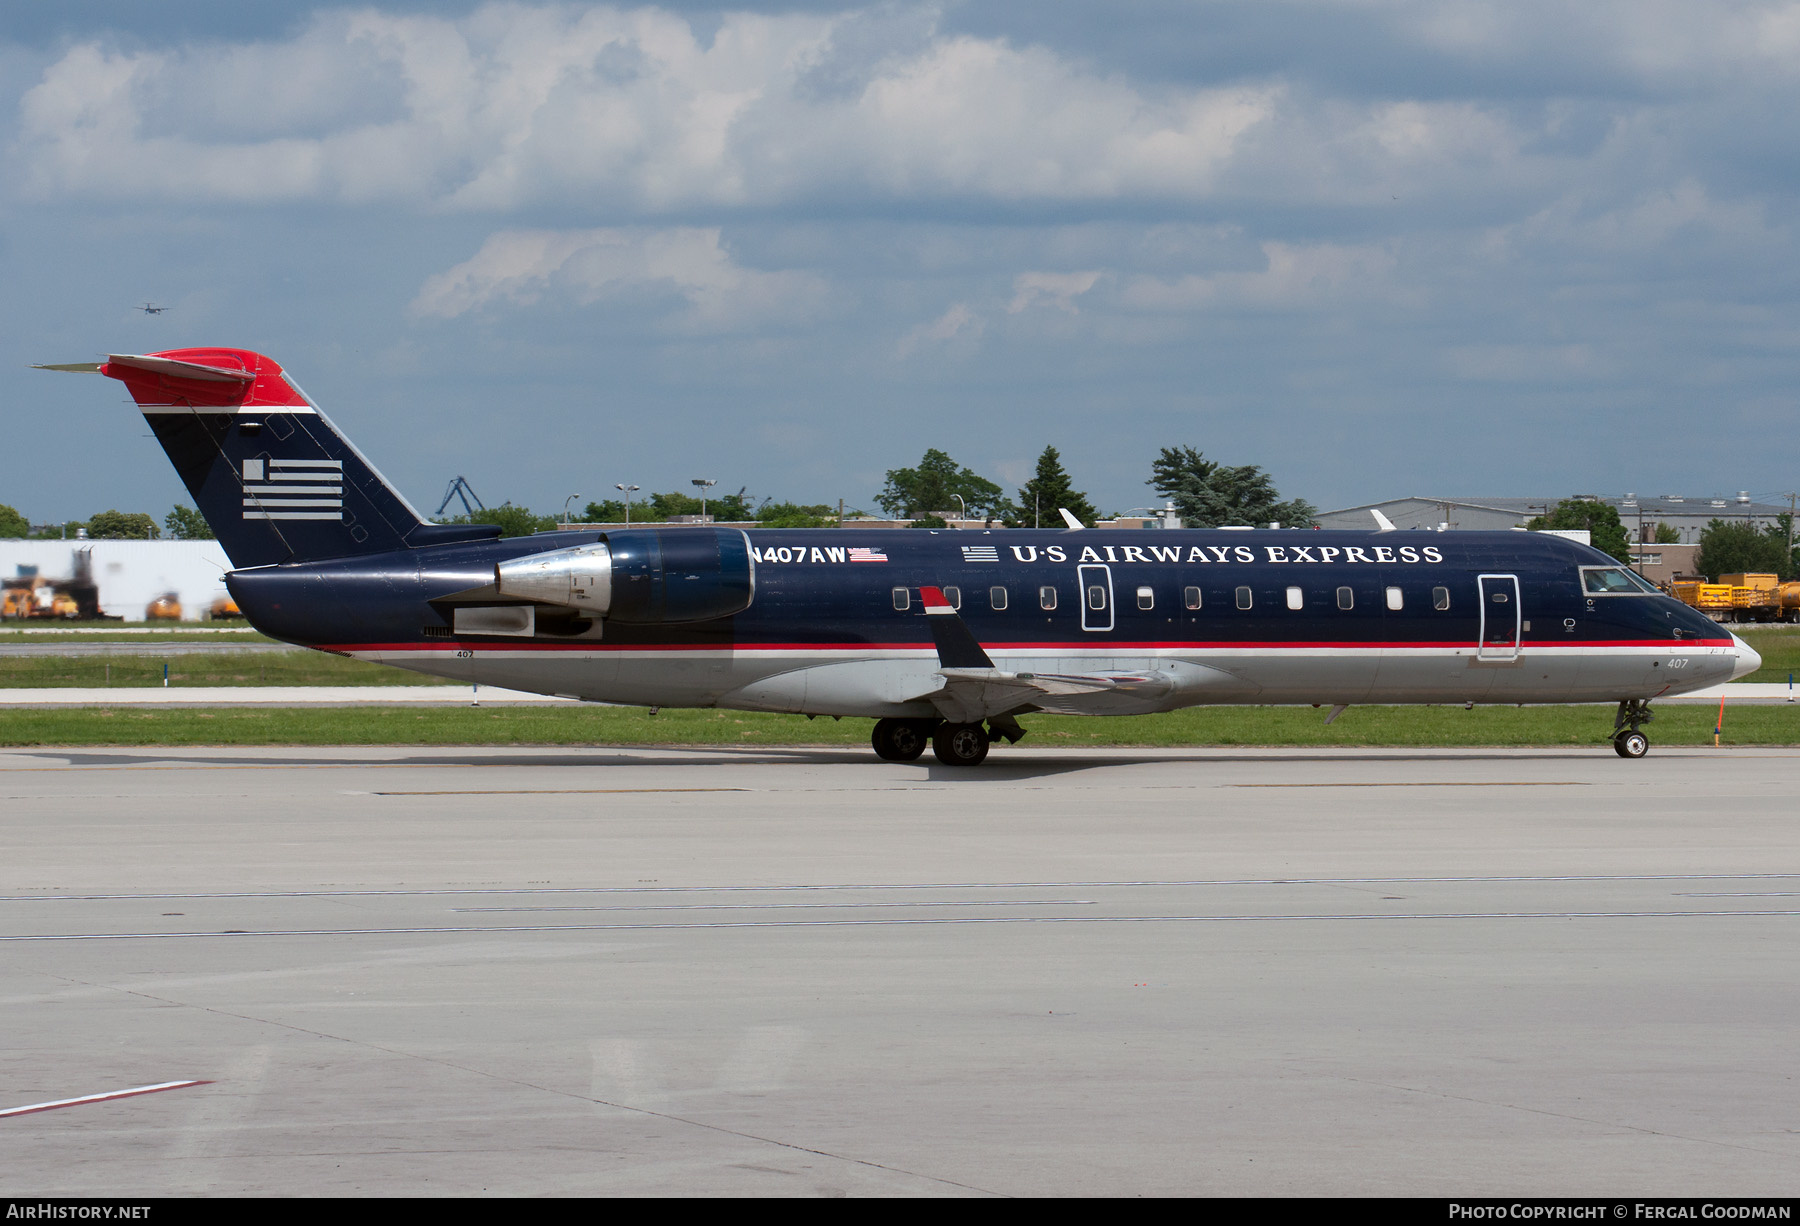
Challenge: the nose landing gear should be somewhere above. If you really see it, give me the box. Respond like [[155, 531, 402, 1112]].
[[1612, 699, 1653, 758]]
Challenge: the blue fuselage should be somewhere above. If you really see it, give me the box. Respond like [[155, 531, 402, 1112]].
[[227, 527, 1744, 717]]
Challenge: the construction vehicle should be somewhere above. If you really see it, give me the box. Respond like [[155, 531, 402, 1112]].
[[146, 591, 183, 621], [1672, 573, 1799, 623], [2, 550, 107, 620], [208, 594, 243, 619]]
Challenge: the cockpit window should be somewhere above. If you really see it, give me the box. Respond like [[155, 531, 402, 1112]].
[[1581, 566, 1658, 596]]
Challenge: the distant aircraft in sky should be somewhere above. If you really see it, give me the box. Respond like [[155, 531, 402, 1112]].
[[39, 347, 1763, 765], [138, 303, 166, 314]]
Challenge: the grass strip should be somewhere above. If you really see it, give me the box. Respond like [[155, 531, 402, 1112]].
[[0, 652, 429, 688], [0, 624, 275, 643], [1737, 628, 1800, 683], [0, 702, 1793, 748]]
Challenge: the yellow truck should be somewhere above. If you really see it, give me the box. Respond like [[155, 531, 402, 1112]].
[[1674, 573, 1796, 622]]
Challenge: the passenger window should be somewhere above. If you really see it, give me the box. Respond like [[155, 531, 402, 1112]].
[[943, 586, 961, 610], [1235, 586, 1252, 610], [892, 587, 909, 611], [1184, 586, 1201, 610], [1433, 586, 1450, 611], [1285, 586, 1303, 611], [1386, 587, 1403, 611], [989, 586, 1007, 611], [1039, 585, 1057, 611], [1087, 585, 1107, 610], [1336, 586, 1354, 611], [1137, 586, 1154, 610]]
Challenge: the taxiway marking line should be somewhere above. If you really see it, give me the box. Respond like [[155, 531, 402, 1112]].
[[4, 873, 1796, 903], [1, 1080, 211, 1118], [6, 911, 1798, 941], [369, 788, 748, 796], [1229, 781, 1590, 787]]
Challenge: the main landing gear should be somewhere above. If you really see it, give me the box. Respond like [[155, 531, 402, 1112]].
[[1612, 699, 1653, 759], [932, 721, 990, 767], [870, 718, 932, 762], [871, 716, 1025, 766]]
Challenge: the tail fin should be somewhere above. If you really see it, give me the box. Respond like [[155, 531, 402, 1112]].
[[83, 349, 495, 568]]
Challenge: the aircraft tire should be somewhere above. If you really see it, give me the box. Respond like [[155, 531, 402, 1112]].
[[931, 722, 991, 767], [871, 718, 930, 762], [1613, 730, 1649, 759]]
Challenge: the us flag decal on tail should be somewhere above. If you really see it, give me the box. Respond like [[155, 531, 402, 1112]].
[[848, 547, 888, 563], [242, 457, 344, 521]]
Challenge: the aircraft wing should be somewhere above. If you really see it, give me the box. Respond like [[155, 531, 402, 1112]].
[[922, 665, 1180, 723], [907, 585, 1250, 722]]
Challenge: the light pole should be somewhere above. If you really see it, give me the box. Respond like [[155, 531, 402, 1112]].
[[615, 483, 639, 526], [692, 478, 717, 521], [562, 494, 581, 527]]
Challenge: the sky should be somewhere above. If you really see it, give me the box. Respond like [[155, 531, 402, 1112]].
[[3, 1, 1797, 526]]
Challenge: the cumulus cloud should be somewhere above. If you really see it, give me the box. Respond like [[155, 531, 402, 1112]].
[[1008, 271, 1101, 314], [1121, 242, 1398, 311], [16, 1, 1800, 226], [11, 4, 1271, 211], [411, 226, 827, 329], [897, 302, 984, 355]]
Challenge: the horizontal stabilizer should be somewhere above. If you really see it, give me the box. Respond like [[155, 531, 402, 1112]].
[[44, 345, 474, 568], [105, 354, 255, 383]]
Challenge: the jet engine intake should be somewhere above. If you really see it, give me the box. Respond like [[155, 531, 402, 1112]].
[[493, 528, 754, 624]]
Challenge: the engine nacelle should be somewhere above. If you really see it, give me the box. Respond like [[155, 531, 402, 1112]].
[[493, 528, 755, 624]]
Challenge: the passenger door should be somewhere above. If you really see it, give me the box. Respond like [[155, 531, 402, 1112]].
[[1477, 574, 1521, 661]]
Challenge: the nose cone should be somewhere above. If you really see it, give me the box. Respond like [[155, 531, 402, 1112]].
[[1730, 633, 1762, 681]]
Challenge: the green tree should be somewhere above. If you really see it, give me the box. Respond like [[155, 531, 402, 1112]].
[[1696, 517, 1794, 580], [439, 503, 556, 538], [1149, 446, 1317, 528], [647, 491, 703, 518], [877, 449, 1007, 520], [1015, 446, 1098, 528], [163, 505, 214, 540], [1652, 521, 1681, 544], [640, 488, 757, 521], [83, 509, 159, 539], [0, 503, 29, 538], [579, 499, 633, 523], [1526, 498, 1630, 564], [757, 501, 837, 528]]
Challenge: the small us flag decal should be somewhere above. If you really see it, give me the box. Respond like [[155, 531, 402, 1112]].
[[243, 457, 343, 522]]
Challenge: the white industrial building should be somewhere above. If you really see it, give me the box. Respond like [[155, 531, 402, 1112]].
[[1316, 494, 1789, 542], [1, 540, 234, 622]]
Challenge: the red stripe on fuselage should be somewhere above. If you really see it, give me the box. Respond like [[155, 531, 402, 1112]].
[[323, 638, 1733, 653]]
